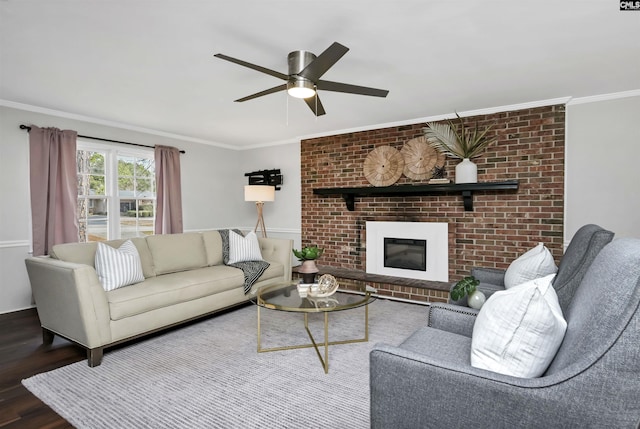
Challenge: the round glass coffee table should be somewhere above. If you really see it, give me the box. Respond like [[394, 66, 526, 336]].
[[254, 283, 376, 373]]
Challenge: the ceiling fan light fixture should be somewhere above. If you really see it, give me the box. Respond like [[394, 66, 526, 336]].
[[215, 42, 388, 116], [287, 79, 316, 99]]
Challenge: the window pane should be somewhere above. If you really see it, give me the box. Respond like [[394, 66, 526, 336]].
[[118, 156, 134, 198], [77, 151, 105, 174], [89, 152, 105, 174], [135, 158, 154, 177], [137, 199, 154, 237], [78, 175, 87, 197], [78, 198, 108, 242], [90, 175, 105, 195], [119, 199, 154, 238], [136, 178, 153, 196], [77, 150, 106, 197], [119, 199, 138, 239]]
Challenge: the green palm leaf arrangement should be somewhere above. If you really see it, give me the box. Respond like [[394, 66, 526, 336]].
[[423, 113, 498, 159]]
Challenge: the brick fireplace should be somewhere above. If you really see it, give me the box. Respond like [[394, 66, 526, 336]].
[[300, 105, 565, 303]]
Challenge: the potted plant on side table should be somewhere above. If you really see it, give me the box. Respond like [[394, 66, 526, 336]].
[[451, 275, 486, 309], [293, 246, 324, 284]]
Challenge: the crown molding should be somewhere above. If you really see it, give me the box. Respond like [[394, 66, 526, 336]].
[[565, 89, 640, 106], [6, 91, 637, 151], [292, 96, 573, 144], [0, 99, 237, 150]]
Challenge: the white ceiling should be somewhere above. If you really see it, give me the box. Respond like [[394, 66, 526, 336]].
[[1, 1, 639, 149]]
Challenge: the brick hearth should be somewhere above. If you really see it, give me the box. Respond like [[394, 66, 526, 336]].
[[300, 105, 565, 303]]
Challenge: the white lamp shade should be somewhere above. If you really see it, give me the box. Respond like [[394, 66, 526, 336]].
[[244, 185, 275, 202]]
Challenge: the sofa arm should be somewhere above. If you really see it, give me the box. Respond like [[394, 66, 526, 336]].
[[369, 343, 607, 429], [258, 237, 293, 281], [427, 303, 478, 337], [24, 256, 111, 348]]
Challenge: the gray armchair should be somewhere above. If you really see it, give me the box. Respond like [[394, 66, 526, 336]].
[[451, 224, 614, 311], [370, 237, 640, 428]]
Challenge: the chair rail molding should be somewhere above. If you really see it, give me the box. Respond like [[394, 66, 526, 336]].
[[0, 240, 31, 249]]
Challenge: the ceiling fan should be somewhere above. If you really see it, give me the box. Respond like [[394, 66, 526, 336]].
[[214, 42, 389, 117]]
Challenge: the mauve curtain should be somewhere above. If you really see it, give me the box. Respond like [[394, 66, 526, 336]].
[[29, 126, 79, 256], [154, 145, 183, 234]]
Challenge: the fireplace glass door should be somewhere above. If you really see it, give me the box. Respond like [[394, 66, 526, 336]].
[[383, 238, 427, 272]]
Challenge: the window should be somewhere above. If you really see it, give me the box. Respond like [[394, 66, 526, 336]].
[[77, 142, 155, 242]]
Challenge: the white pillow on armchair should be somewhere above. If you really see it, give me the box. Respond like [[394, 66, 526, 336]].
[[470, 274, 566, 378], [504, 242, 557, 288]]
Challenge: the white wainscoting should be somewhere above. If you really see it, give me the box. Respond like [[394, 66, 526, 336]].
[[0, 240, 35, 314]]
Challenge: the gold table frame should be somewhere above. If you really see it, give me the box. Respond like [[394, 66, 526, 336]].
[[256, 284, 374, 374]]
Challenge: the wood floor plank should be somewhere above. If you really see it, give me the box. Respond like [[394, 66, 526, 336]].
[[0, 309, 82, 429]]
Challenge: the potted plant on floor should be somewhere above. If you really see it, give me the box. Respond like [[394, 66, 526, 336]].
[[423, 113, 498, 184], [293, 246, 324, 284]]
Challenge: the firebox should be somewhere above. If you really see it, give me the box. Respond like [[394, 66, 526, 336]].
[[383, 238, 427, 271]]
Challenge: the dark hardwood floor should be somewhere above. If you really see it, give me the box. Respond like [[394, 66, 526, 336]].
[[0, 308, 85, 428]]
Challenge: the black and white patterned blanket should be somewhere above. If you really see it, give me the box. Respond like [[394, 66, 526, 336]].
[[219, 229, 270, 294]]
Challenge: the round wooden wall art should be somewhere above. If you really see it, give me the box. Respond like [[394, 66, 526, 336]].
[[363, 146, 405, 187], [401, 136, 446, 180]]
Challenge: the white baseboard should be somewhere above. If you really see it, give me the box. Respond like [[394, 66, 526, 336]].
[[0, 304, 36, 315]]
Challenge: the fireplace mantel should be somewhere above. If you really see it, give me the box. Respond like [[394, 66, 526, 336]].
[[313, 180, 519, 211]]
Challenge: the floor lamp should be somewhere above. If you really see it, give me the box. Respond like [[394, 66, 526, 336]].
[[244, 185, 275, 238]]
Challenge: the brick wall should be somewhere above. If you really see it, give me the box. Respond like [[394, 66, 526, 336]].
[[300, 105, 565, 302]]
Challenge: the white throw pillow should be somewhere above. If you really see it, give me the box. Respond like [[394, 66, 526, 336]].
[[95, 240, 145, 291], [228, 230, 263, 264], [504, 242, 557, 288], [470, 274, 566, 378]]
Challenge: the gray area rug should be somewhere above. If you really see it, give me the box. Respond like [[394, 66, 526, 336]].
[[23, 298, 427, 429]]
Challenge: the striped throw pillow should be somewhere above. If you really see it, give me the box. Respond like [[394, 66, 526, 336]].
[[95, 240, 145, 291], [228, 230, 263, 264]]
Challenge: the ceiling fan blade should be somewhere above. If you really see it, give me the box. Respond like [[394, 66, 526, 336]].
[[316, 80, 389, 97], [235, 84, 288, 102], [298, 42, 349, 81], [214, 53, 289, 80], [304, 94, 326, 116]]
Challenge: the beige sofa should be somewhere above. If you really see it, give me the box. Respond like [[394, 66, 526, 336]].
[[24, 231, 293, 366]]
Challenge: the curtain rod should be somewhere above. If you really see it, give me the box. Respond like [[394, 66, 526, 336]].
[[19, 125, 186, 154]]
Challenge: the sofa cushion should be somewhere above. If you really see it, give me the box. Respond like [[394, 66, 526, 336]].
[[107, 266, 245, 320], [95, 240, 145, 291], [146, 233, 208, 275], [400, 325, 472, 365], [471, 274, 566, 378], [504, 243, 557, 288], [202, 230, 224, 266], [51, 237, 156, 278]]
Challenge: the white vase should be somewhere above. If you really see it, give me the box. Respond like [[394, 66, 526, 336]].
[[455, 158, 478, 184], [467, 290, 486, 309]]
